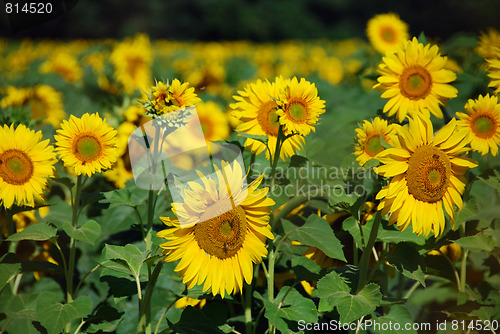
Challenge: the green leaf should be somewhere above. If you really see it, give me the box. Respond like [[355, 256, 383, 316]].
[[101, 188, 135, 208], [36, 294, 92, 334], [263, 287, 318, 333], [376, 305, 417, 334], [169, 306, 226, 334], [454, 231, 497, 252], [288, 214, 346, 262], [386, 242, 426, 286], [417, 32, 429, 44], [288, 155, 308, 168], [317, 271, 382, 323], [86, 304, 124, 333], [6, 223, 57, 242], [63, 220, 101, 245], [234, 131, 268, 144], [0, 262, 21, 291], [291, 256, 321, 282], [104, 244, 146, 278], [0, 291, 40, 334]]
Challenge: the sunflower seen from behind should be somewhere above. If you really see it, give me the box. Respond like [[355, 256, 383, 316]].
[[374, 115, 477, 236], [0, 124, 56, 208], [157, 161, 274, 298], [354, 117, 398, 166], [457, 94, 500, 156], [231, 78, 305, 161], [366, 13, 409, 54], [374, 37, 458, 122], [55, 113, 118, 177]]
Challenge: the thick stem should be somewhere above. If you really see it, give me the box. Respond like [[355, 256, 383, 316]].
[[138, 260, 164, 334], [267, 245, 275, 333], [67, 174, 83, 303], [460, 249, 469, 293], [244, 282, 253, 334], [356, 211, 381, 293]]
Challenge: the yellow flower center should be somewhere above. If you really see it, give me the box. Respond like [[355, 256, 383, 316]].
[[194, 205, 247, 259], [381, 27, 396, 43], [406, 145, 451, 203], [400, 65, 432, 100], [28, 97, 47, 119], [257, 101, 280, 136], [73, 135, 102, 164], [0, 149, 34, 185], [286, 101, 308, 123], [125, 55, 144, 80], [471, 114, 497, 138], [365, 134, 384, 157]]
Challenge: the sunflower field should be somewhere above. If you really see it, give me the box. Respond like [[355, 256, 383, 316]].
[[1, 11, 500, 334]]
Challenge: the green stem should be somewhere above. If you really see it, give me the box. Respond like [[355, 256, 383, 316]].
[[269, 125, 284, 190], [67, 174, 83, 303], [356, 211, 381, 293], [460, 249, 469, 293], [145, 189, 156, 252], [244, 282, 253, 334], [267, 245, 275, 334], [154, 299, 176, 334], [138, 259, 164, 334]]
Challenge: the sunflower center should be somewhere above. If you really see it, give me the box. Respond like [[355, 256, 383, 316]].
[[257, 101, 280, 136], [471, 114, 496, 138], [381, 27, 396, 42], [29, 97, 46, 119], [287, 101, 308, 122], [74, 135, 102, 163], [194, 205, 247, 259], [0, 149, 34, 185], [400, 65, 432, 100], [365, 135, 384, 157], [406, 145, 451, 203]]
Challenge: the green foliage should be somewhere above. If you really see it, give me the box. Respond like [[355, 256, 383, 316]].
[[6, 222, 57, 242], [36, 294, 92, 334]]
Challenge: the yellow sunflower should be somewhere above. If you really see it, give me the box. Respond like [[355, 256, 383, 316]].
[[354, 117, 398, 166], [231, 78, 305, 161], [157, 161, 274, 298], [374, 37, 458, 122], [55, 113, 118, 177], [276, 77, 326, 136], [110, 34, 152, 94], [366, 13, 409, 54], [0, 85, 66, 128], [374, 115, 477, 237], [194, 101, 231, 142], [39, 51, 83, 84], [0, 124, 56, 209], [476, 28, 500, 59], [456, 94, 500, 156], [145, 79, 201, 116], [486, 54, 500, 94]]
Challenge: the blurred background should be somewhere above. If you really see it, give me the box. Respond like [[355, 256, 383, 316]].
[[1, 0, 500, 40]]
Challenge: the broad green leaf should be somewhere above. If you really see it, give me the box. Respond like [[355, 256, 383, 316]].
[[104, 244, 146, 278], [86, 304, 124, 333], [37, 294, 92, 334], [454, 231, 497, 252], [263, 287, 318, 333], [6, 223, 57, 242], [386, 242, 426, 286], [0, 262, 20, 291], [101, 188, 135, 208], [168, 306, 226, 334], [63, 220, 101, 245], [288, 214, 346, 262], [317, 272, 382, 323], [376, 305, 417, 334], [0, 291, 39, 334], [291, 256, 321, 282]]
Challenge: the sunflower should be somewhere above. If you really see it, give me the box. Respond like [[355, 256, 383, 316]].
[[144, 79, 201, 116], [231, 78, 305, 161], [476, 28, 500, 59], [354, 117, 398, 166], [276, 77, 326, 136], [366, 13, 409, 54], [110, 34, 152, 94], [486, 54, 500, 94], [54, 113, 118, 177], [0, 85, 66, 128], [374, 37, 458, 122], [194, 101, 231, 142], [456, 94, 500, 156], [374, 115, 477, 236], [0, 124, 56, 209], [157, 161, 274, 297], [39, 51, 83, 84]]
